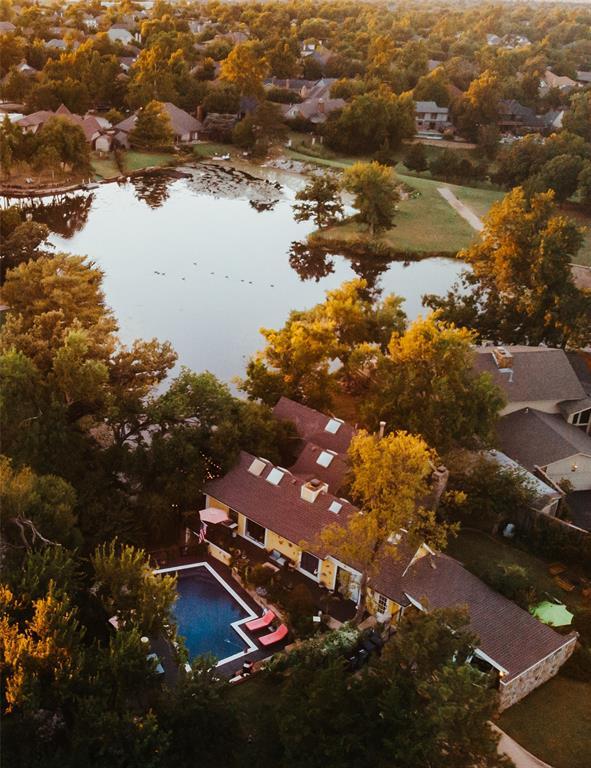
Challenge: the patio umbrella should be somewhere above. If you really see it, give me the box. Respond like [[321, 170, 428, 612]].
[[199, 507, 230, 524], [530, 601, 574, 627]]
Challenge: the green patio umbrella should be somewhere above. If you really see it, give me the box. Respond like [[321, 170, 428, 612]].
[[530, 601, 574, 627]]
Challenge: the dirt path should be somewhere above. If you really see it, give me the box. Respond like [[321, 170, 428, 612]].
[[437, 186, 484, 231], [491, 725, 554, 768]]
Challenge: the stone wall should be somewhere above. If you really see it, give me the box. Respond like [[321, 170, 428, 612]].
[[498, 635, 577, 710]]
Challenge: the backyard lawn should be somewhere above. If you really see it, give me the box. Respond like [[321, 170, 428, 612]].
[[446, 528, 585, 614], [564, 206, 591, 267], [91, 152, 120, 180], [498, 674, 591, 768], [123, 150, 176, 172], [319, 173, 502, 254]]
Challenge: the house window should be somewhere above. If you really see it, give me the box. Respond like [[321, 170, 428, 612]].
[[300, 551, 320, 577], [245, 518, 265, 545], [228, 508, 238, 524], [573, 408, 591, 427], [376, 593, 388, 614]]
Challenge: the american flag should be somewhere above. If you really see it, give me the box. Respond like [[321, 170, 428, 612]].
[[198, 522, 208, 544]]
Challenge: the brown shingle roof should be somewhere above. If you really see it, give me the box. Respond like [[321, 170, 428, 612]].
[[401, 554, 576, 681], [473, 346, 586, 405], [205, 451, 356, 555], [497, 408, 591, 471], [273, 396, 356, 454], [289, 441, 350, 494]]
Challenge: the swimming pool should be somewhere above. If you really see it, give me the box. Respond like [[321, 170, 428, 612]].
[[155, 562, 258, 666]]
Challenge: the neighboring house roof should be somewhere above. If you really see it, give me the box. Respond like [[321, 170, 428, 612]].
[[542, 69, 577, 90], [566, 351, 591, 397], [473, 346, 586, 405], [427, 59, 442, 71], [46, 38, 67, 49], [17, 110, 54, 128], [487, 449, 562, 508], [161, 101, 201, 136], [497, 408, 591, 471], [0, 20, 16, 33], [415, 100, 449, 114], [115, 102, 201, 137], [273, 396, 356, 455], [399, 553, 576, 682], [205, 450, 357, 556], [498, 99, 543, 128], [577, 70, 591, 84], [282, 97, 344, 123]]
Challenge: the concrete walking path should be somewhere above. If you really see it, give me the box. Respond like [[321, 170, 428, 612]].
[[437, 186, 484, 231], [491, 724, 554, 768]]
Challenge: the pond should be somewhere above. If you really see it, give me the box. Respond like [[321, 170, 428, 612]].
[[31, 163, 463, 383]]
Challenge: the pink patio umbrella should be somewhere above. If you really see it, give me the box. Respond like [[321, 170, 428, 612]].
[[199, 507, 230, 524]]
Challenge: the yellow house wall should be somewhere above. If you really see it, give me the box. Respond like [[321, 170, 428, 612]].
[[265, 530, 301, 563], [205, 495, 230, 513], [319, 558, 336, 588], [367, 587, 402, 622], [237, 512, 247, 537]]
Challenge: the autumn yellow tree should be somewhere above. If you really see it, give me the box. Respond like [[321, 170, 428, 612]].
[[313, 430, 454, 623], [220, 41, 268, 98]]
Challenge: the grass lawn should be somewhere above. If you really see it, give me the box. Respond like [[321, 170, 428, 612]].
[[91, 153, 120, 180], [123, 151, 176, 172], [320, 173, 502, 254], [452, 185, 505, 220], [446, 528, 585, 614], [498, 674, 591, 768], [193, 141, 234, 158]]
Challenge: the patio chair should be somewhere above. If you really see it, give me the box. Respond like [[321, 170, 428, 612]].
[[259, 623, 289, 647], [245, 609, 276, 632]]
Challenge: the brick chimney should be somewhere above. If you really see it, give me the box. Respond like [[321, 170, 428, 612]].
[[491, 346, 513, 370], [301, 478, 328, 503]]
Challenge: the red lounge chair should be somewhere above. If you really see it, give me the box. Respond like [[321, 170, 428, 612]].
[[245, 610, 276, 632], [259, 623, 288, 647]]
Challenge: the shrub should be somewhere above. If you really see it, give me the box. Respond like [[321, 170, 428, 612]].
[[481, 564, 537, 609], [284, 583, 317, 637], [248, 563, 274, 589]]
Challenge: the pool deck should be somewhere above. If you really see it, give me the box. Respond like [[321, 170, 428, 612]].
[[154, 552, 291, 678]]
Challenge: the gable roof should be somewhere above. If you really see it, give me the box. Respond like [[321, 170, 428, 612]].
[[497, 408, 591, 471], [473, 346, 586, 405], [205, 451, 356, 555], [415, 100, 448, 114], [273, 396, 356, 455], [161, 101, 201, 135], [400, 554, 576, 682]]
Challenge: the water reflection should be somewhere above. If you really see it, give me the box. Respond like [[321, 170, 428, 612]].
[[288, 240, 335, 282], [21, 193, 94, 238], [288, 239, 395, 292], [129, 172, 173, 209], [32, 167, 464, 383]]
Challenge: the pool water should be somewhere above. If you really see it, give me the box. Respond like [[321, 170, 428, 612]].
[[170, 564, 256, 664]]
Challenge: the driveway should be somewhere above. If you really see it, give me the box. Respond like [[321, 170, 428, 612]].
[[437, 186, 484, 231], [491, 724, 554, 768]]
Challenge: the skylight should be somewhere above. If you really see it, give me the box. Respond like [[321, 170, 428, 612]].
[[328, 500, 342, 514], [266, 468, 285, 486], [317, 450, 335, 468], [248, 458, 266, 477], [325, 418, 343, 434]]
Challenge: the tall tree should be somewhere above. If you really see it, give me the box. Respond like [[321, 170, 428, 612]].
[[220, 41, 267, 98], [362, 314, 505, 454], [424, 188, 591, 348], [314, 430, 453, 623], [342, 161, 399, 236], [129, 101, 174, 149]]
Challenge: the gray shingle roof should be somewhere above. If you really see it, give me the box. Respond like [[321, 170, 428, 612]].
[[473, 346, 586, 404], [497, 408, 591, 471], [400, 554, 576, 681]]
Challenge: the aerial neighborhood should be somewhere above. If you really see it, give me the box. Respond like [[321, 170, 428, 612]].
[[0, 1, 590, 767]]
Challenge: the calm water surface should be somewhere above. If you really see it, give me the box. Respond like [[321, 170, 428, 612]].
[[40, 165, 463, 382]]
